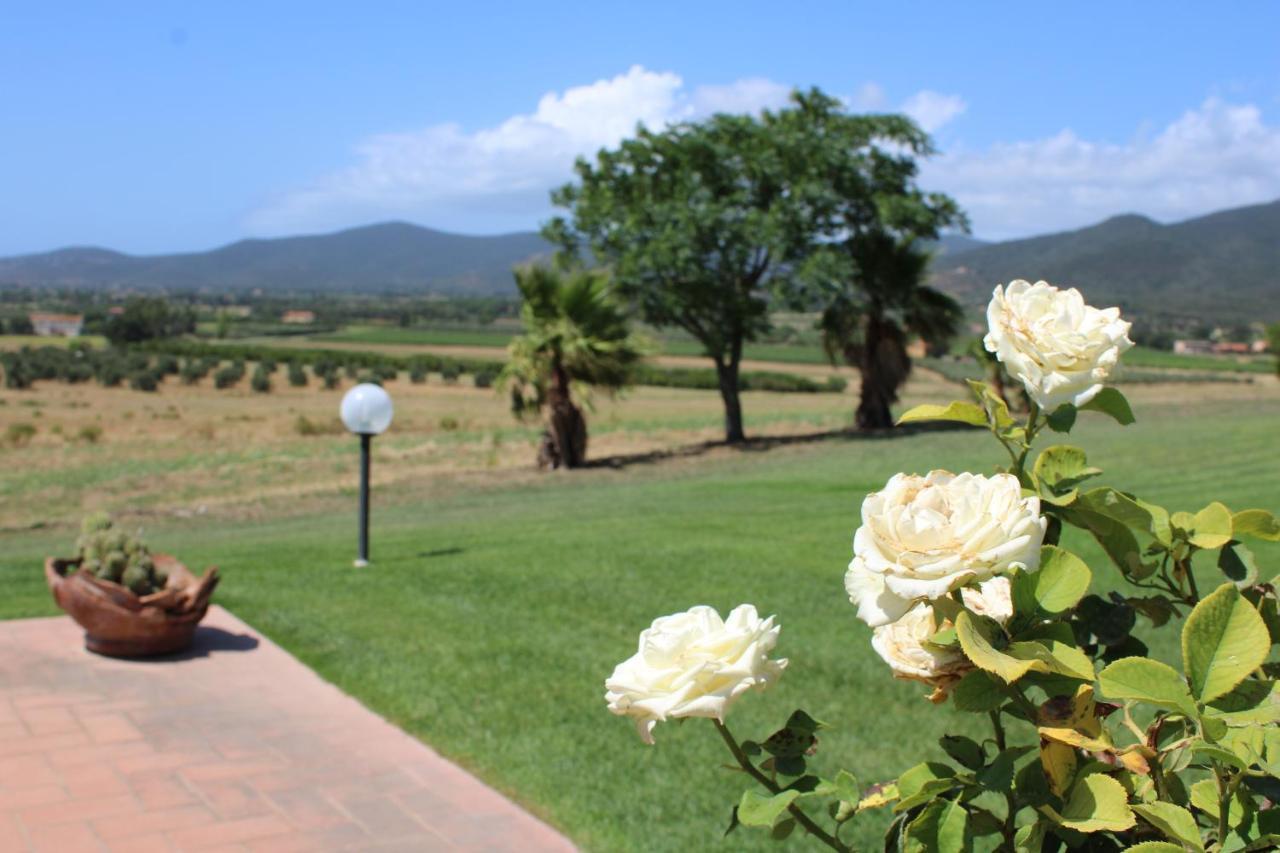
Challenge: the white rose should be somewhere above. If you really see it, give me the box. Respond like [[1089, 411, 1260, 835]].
[[845, 471, 1046, 626], [604, 604, 787, 744], [871, 604, 971, 702], [961, 576, 1014, 625], [983, 279, 1133, 411]]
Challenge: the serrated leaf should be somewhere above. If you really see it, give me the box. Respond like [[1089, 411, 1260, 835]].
[[951, 670, 1005, 712], [904, 798, 969, 853], [1028, 546, 1092, 614], [1013, 821, 1045, 852], [897, 400, 988, 427], [1182, 583, 1270, 702], [736, 789, 799, 828], [1123, 844, 1187, 853], [1233, 509, 1280, 542], [978, 746, 1032, 792], [1056, 773, 1135, 833], [1097, 657, 1197, 718], [1190, 502, 1234, 549], [1188, 777, 1251, 825], [1040, 740, 1077, 797], [1132, 802, 1205, 851], [1079, 387, 1134, 425]]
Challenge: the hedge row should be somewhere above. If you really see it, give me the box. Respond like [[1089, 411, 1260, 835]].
[[138, 340, 847, 394]]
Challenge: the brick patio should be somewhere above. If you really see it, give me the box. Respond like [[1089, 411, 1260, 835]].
[[0, 607, 577, 852]]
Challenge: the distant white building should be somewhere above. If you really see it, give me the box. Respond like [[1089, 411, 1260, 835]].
[[29, 313, 84, 337], [281, 310, 316, 325], [1173, 339, 1213, 355]]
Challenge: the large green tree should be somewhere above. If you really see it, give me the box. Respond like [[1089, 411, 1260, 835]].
[[501, 264, 646, 469], [546, 89, 964, 441], [544, 111, 812, 444], [781, 90, 968, 429]]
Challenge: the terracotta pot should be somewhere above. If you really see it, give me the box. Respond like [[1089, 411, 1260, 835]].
[[45, 554, 220, 657]]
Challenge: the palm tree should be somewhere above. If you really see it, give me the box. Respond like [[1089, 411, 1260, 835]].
[[502, 264, 646, 469], [818, 232, 964, 429]]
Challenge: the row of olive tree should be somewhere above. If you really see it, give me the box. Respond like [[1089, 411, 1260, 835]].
[[539, 88, 966, 443]]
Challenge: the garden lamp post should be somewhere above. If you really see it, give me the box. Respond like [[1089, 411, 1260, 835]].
[[339, 383, 393, 567]]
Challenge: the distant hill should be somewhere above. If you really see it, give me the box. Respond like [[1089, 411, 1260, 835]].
[[3, 200, 1277, 320], [930, 199, 1280, 322], [0, 222, 554, 295]]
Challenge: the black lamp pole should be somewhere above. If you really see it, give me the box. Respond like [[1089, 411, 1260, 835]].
[[357, 432, 372, 565]]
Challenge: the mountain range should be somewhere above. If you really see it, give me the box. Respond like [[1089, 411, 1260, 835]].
[[1, 199, 1277, 321], [930, 199, 1280, 323]]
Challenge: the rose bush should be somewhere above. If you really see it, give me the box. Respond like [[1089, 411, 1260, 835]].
[[844, 471, 1046, 626], [604, 604, 787, 744], [983, 279, 1133, 411], [605, 279, 1280, 852]]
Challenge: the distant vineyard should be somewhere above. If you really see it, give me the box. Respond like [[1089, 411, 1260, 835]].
[[0, 341, 847, 395]]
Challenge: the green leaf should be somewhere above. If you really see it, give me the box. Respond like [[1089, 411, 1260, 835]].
[[1045, 404, 1077, 433], [939, 735, 985, 771], [1123, 844, 1187, 853], [1013, 821, 1045, 853], [1190, 502, 1234, 549], [1079, 387, 1134, 425], [977, 747, 1034, 792], [1078, 487, 1172, 545], [1056, 773, 1135, 833], [951, 670, 1005, 713], [1189, 778, 1251, 825], [784, 709, 825, 736], [904, 798, 969, 853], [1006, 640, 1095, 682], [897, 400, 988, 427], [1132, 802, 1205, 851], [1233, 509, 1280, 542], [736, 789, 799, 828], [1206, 680, 1280, 726], [1097, 657, 1198, 718], [1189, 740, 1248, 770], [1219, 543, 1259, 589], [1029, 546, 1092, 614], [956, 611, 1040, 683], [831, 770, 859, 805], [894, 762, 956, 813], [1182, 583, 1270, 702]]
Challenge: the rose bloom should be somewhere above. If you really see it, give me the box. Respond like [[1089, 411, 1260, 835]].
[[983, 279, 1133, 411], [604, 604, 787, 744], [871, 604, 971, 703], [961, 576, 1014, 624], [846, 471, 1046, 626]]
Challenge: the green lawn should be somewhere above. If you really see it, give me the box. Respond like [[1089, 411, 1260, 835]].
[[3, 395, 1278, 851], [1124, 345, 1273, 374]]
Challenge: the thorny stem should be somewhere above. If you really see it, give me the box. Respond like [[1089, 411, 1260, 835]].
[[713, 719, 851, 852]]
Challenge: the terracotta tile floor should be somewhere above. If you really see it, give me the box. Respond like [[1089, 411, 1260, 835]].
[[0, 607, 576, 852]]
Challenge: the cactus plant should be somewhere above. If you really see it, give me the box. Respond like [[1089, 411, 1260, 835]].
[[73, 514, 163, 596]]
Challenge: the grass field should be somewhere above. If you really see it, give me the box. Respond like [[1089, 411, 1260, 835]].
[[2, 377, 1277, 851]]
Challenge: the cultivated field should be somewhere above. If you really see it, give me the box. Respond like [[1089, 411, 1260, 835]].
[[2, 363, 1278, 851]]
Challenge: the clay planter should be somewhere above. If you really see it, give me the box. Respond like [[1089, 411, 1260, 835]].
[[45, 554, 220, 657]]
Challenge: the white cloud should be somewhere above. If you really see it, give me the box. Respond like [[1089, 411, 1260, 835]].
[[900, 90, 968, 133], [923, 98, 1280, 238], [246, 66, 791, 236]]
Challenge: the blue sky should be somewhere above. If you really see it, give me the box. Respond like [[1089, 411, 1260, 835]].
[[3, 2, 1278, 256]]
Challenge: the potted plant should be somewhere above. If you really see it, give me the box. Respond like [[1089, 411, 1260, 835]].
[[45, 513, 219, 656]]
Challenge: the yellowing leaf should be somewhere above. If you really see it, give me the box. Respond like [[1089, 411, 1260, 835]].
[[1190, 501, 1234, 550], [897, 400, 988, 427]]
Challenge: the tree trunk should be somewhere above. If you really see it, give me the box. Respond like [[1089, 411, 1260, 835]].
[[855, 317, 910, 430], [542, 362, 587, 469], [714, 357, 746, 444]]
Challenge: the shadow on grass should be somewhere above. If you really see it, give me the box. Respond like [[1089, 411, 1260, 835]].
[[583, 421, 979, 470]]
